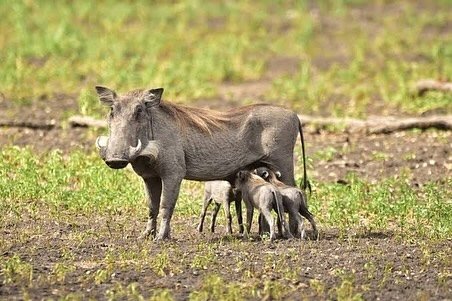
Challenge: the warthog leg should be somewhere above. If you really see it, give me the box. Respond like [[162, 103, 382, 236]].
[[301, 211, 318, 240], [258, 214, 270, 235], [235, 199, 244, 234], [244, 201, 254, 239], [289, 212, 306, 239], [155, 176, 182, 240], [222, 201, 232, 234], [210, 203, 221, 233], [139, 177, 162, 239], [260, 205, 276, 242], [197, 194, 212, 233]]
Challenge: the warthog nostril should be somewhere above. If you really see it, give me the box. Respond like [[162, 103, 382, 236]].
[[105, 159, 129, 169]]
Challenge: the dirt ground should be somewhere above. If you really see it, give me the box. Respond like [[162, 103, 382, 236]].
[[1, 85, 451, 300], [1, 212, 451, 300]]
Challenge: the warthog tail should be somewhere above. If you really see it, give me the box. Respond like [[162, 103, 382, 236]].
[[298, 118, 311, 195], [272, 190, 284, 230]]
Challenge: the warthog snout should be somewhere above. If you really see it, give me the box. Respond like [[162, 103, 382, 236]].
[[96, 136, 143, 169], [105, 158, 129, 169]]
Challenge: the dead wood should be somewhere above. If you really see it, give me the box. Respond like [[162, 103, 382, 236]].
[[416, 79, 452, 96], [299, 115, 452, 134], [68, 115, 107, 128], [0, 120, 56, 130]]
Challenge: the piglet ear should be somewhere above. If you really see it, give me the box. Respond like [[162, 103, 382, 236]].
[[95, 86, 116, 106], [262, 171, 269, 179], [237, 171, 245, 181], [275, 171, 282, 179], [144, 88, 164, 108]]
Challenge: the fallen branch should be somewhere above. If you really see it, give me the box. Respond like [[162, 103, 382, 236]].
[[68, 115, 107, 128], [0, 120, 56, 130], [416, 79, 452, 96], [364, 115, 452, 134], [299, 115, 452, 134], [68, 114, 452, 134]]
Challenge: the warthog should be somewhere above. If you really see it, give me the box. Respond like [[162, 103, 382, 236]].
[[254, 167, 318, 239], [234, 170, 292, 241], [95, 86, 309, 240], [197, 181, 243, 234]]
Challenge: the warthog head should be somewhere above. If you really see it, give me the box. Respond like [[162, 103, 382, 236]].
[[253, 167, 282, 181], [95, 86, 162, 169]]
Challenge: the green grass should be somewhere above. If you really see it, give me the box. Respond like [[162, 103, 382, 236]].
[[1, 0, 450, 117], [0, 146, 143, 213], [310, 174, 452, 239], [1, 146, 450, 240]]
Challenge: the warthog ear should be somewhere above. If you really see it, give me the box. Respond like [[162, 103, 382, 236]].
[[95, 86, 116, 106], [275, 171, 282, 179], [144, 88, 164, 108]]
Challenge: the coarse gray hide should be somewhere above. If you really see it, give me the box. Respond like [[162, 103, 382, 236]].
[[95, 86, 309, 240]]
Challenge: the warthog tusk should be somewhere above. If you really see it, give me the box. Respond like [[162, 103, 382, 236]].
[[129, 139, 142, 159], [96, 136, 109, 149]]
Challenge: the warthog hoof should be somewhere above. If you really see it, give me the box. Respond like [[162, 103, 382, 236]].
[[270, 233, 277, 242], [139, 229, 152, 240], [154, 229, 171, 241], [154, 234, 171, 241]]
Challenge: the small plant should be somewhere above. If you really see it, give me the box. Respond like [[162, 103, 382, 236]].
[[379, 263, 394, 287], [312, 146, 338, 162], [151, 251, 170, 277], [59, 292, 85, 301], [363, 262, 376, 280], [105, 282, 148, 301], [51, 262, 76, 283], [93, 267, 111, 285], [191, 243, 216, 270], [1, 255, 33, 285], [309, 279, 325, 296], [189, 274, 244, 301], [330, 277, 363, 301], [371, 151, 389, 161], [150, 289, 175, 301], [261, 280, 286, 300]]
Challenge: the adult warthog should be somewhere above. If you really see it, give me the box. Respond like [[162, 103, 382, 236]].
[[95, 86, 309, 240]]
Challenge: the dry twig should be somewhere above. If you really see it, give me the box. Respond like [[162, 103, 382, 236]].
[[68, 115, 107, 128], [416, 79, 452, 96]]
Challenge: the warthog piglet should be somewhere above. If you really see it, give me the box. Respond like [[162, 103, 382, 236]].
[[254, 167, 318, 240], [235, 170, 292, 241], [198, 181, 243, 234]]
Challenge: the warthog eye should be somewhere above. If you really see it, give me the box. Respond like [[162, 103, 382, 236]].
[[135, 106, 143, 118], [109, 107, 114, 118]]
